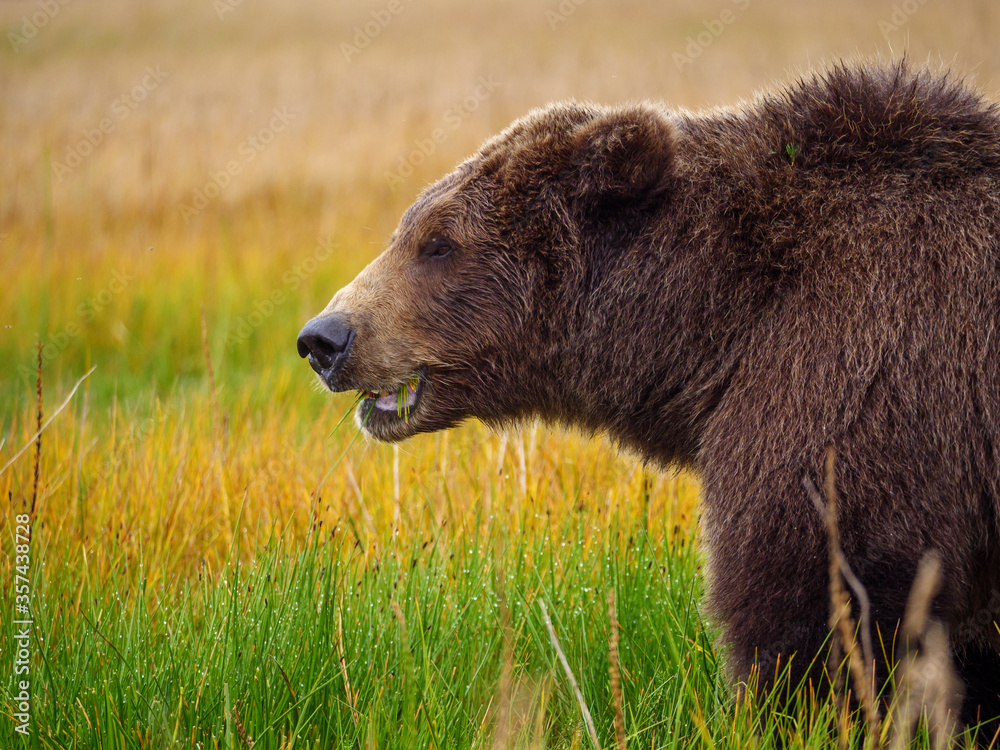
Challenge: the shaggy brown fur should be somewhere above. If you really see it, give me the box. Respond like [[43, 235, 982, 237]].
[[298, 61, 1000, 733]]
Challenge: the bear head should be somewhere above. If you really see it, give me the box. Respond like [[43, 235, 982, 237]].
[[298, 101, 677, 442]]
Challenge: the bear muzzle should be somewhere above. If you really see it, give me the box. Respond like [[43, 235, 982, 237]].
[[296, 314, 355, 390]]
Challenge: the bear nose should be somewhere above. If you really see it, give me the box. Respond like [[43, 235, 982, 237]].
[[296, 315, 354, 375]]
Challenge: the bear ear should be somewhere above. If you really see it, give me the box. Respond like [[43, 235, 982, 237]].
[[568, 105, 676, 203]]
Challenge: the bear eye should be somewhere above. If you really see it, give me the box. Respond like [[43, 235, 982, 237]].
[[421, 236, 455, 259]]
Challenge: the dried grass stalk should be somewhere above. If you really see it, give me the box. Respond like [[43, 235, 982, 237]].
[[889, 553, 963, 750], [608, 589, 627, 750], [804, 447, 881, 749], [540, 599, 601, 750]]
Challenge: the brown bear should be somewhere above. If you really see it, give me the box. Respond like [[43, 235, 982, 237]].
[[298, 61, 1000, 732]]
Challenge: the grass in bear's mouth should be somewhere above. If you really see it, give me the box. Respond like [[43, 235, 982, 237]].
[[362, 375, 422, 422]]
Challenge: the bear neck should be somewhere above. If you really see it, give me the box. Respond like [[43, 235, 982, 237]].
[[537, 145, 761, 468]]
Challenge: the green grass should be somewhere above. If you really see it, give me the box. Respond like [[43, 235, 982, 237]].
[[4, 439, 963, 748], [14, 503, 977, 749], [0, 519, 880, 750], [1, 499, 738, 748]]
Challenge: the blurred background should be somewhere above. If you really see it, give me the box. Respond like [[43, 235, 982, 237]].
[[1, 0, 998, 565], [1, 2, 999, 746], [2, 0, 998, 410]]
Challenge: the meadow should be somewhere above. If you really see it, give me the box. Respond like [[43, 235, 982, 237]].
[[2, 0, 999, 746]]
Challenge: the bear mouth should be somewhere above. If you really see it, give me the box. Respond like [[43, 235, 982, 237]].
[[354, 371, 426, 438]]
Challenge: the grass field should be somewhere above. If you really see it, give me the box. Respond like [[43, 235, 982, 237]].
[[2, 0, 999, 746]]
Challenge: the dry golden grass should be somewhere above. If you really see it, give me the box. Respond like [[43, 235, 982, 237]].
[[2, 360, 702, 582], [3, 0, 999, 246]]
